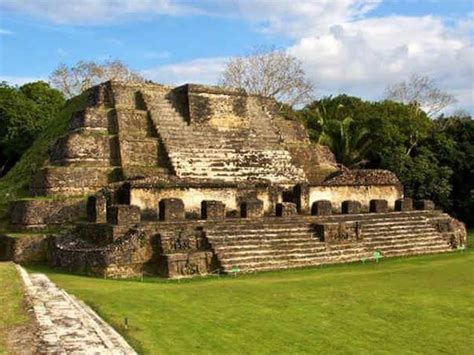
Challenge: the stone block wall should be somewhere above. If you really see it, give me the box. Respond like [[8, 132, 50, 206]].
[[395, 198, 413, 211], [370, 199, 388, 213], [31, 167, 115, 196], [342, 200, 362, 214], [0, 234, 50, 263], [50, 131, 112, 166], [159, 252, 214, 278], [69, 107, 109, 131], [201, 200, 226, 220], [311, 200, 332, 216], [275, 202, 297, 217], [309, 185, 402, 213], [240, 199, 264, 219], [314, 222, 361, 243], [179, 84, 248, 126], [159, 199, 185, 221], [10, 198, 86, 228], [129, 184, 279, 218], [415, 200, 435, 210]]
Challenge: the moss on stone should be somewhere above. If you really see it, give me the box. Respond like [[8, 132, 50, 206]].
[[0, 91, 90, 218]]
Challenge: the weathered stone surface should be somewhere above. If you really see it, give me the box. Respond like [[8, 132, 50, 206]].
[[275, 202, 297, 217], [7, 80, 464, 280], [115, 108, 150, 133], [159, 198, 185, 221], [69, 107, 109, 131], [106, 204, 141, 225], [415, 199, 435, 210], [369, 199, 388, 213], [315, 222, 362, 243], [240, 199, 264, 219], [50, 131, 111, 166], [341, 200, 362, 214], [9, 199, 86, 228], [30, 166, 114, 196], [16, 266, 136, 354], [324, 169, 401, 186], [395, 198, 413, 211], [311, 200, 332, 216], [159, 251, 214, 278], [201, 200, 225, 220], [0, 234, 49, 263], [119, 136, 159, 167], [158, 227, 208, 253], [86, 195, 107, 223], [430, 216, 467, 248], [293, 183, 310, 213]]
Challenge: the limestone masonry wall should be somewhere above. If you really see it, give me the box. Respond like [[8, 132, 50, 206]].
[[130, 185, 279, 217], [309, 185, 403, 212]]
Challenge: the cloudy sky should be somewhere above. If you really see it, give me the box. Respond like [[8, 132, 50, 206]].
[[0, 0, 473, 113]]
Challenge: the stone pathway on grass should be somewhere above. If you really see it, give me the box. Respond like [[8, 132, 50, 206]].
[[16, 265, 136, 354]]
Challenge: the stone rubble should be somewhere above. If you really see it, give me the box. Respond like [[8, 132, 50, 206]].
[[15, 265, 136, 354]]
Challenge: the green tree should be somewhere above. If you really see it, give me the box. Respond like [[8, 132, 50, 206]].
[[299, 95, 458, 220], [427, 115, 474, 225], [322, 116, 372, 168], [0, 81, 64, 176]]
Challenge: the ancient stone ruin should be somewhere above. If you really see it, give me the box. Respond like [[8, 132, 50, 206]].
[[1, 81, 467, 278]]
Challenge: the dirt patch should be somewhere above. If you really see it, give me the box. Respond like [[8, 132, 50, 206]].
[[3, 294, 40, 354]]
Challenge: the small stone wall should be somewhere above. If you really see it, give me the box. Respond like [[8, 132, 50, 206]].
[[50, 131, 112, 166], [130, 185, 280, 217], [0, 234, 50, 263], [309, 185, 402, 212], [31, 166, 115, 196], [9, 198, 86, 228], [178, 84, 248, 126]]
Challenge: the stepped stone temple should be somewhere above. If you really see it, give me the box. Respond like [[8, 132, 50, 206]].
[[1, 81, 467, 278]]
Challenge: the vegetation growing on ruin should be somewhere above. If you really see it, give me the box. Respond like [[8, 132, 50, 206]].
[[0, 91, 89, 220], [297, 96, 474, 226], [0, 263, 30, 353], [36, 235, 473, 354]]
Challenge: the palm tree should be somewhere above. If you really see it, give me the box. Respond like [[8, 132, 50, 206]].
[[322, 116, 372, 168]]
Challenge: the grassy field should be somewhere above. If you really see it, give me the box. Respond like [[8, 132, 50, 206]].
[[35, 235, 474, 355], [0, 263, 29, 354]]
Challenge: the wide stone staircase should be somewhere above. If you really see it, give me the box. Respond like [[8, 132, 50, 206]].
[[205, 213, 453, 274], [142, 90, 306, 182]]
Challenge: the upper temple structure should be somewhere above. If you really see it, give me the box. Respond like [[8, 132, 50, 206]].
[[1, 81, 467, 278]]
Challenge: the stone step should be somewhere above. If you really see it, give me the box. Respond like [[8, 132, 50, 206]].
[[220, 245, 366, 263], [366, 239, 448, 250], [208, 227, 316, 236], [219, 244, 451, 273], [362, 221, 433, 229], [362, 221, 433, 231], [364, 233, 443, 244], [366, 243, 450, 256], [220, 253, 360, 271], [216, 246, 327, 258], [212, 240, 321, 251], [362, 227, 438, 237], [362, 228, 438, 239]]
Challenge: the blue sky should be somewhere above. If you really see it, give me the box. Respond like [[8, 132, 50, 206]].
[[0, 0, 473, 113]]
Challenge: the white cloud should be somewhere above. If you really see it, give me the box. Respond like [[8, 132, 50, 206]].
[[0, 0, 378, 29], [230, 0, 381, 37], [288, 15, 474, 112], [2, 0, 472, 112], [142, 57, 227, 86]]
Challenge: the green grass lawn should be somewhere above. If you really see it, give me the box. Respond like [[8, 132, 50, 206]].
[[0, 263, 29, 354], [35, 234, 474, 355]]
